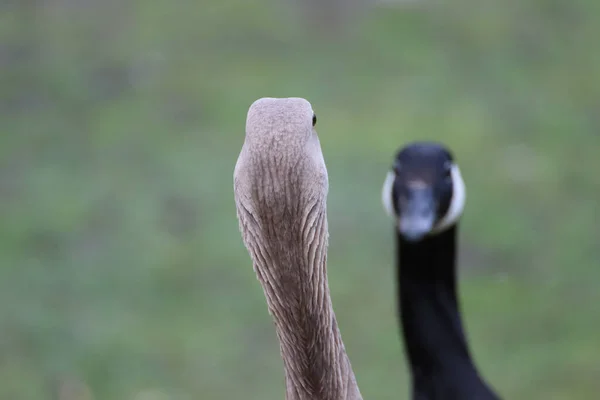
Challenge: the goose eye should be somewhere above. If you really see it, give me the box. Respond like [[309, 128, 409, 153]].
[[443, 162, 452, 180], [312, 114, 317, 127]]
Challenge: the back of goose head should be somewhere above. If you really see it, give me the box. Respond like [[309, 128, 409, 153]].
[[234, 97, 327, 253]]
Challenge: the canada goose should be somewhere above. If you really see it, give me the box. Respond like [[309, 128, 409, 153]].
[[381, 142, 500, 399], [233, 97, 363, 400]]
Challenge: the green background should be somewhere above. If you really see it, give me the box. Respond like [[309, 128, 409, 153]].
[[1, 0, 598, 398]]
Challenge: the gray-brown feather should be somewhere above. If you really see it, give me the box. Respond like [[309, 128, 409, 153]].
[[233, 98, 362, 400]]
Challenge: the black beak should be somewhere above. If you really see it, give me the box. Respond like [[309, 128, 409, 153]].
[[397, 187, 436, 242]]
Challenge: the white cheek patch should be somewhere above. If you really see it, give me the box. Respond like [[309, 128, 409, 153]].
[[381, 170, 396, 218], [431, 163, 466, 234]]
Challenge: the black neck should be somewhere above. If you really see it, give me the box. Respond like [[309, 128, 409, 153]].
[[396, 225, 499, 400]]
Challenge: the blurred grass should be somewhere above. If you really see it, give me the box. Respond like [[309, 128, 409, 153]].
[[1, 0, 599, 398]]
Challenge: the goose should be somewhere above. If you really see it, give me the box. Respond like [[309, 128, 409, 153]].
[[233, 97, 363, 400], [381, 142, 500, 400]]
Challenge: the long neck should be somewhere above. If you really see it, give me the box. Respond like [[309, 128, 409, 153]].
[[396, 225, 499, 400], [249, 209, 362, 400]]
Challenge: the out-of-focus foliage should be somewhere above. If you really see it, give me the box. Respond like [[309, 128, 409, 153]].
[[1, 0, 599, 398]]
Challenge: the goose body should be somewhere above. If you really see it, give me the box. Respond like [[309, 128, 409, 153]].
[[382, 142, 500, 400], [234, 97, 362, 400]]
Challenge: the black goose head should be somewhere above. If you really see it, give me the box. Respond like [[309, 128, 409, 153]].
[[382, 142, 466, 242]]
